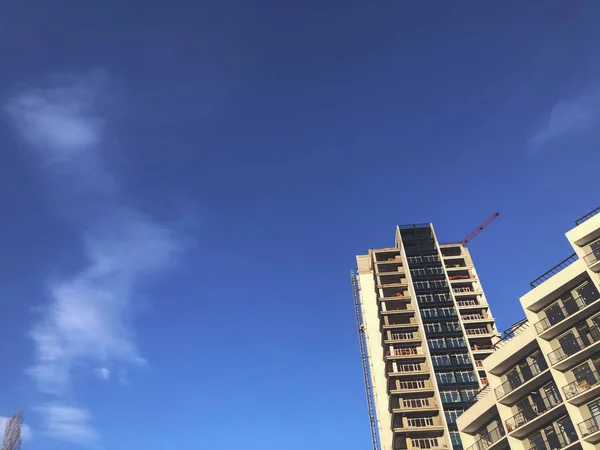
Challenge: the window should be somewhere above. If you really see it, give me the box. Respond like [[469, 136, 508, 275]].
[[407, 417, 435, 427], [452, 353, 472, 365], [400, 380, 426, 390], [461, 388, 479, 402], [412, 438, 440, 449], [439, 307, 457, 317], [447, 337, 466, 348], [440, 390, 460, 403], [432, 355, 451, 367], [445, 409, 463, 424], [576, 280, 600, 305], [450, 431, 462, 448], [428, 338, 445, 349], [456, 371, 477, 383], [398, 363, 422, 372], [404, 398, 431, 409], [418, 294, 435, 304], [425, 323, 443, 333], [422, 308, 438, 318], [436, 372, 456, 384]]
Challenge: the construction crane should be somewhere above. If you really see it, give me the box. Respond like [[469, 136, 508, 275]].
[[350, 271, 381, 450], [460, 212, 500, 246], [1, 412, 23, 450]]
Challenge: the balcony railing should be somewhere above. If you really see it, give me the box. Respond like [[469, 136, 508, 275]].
[[494, 319, 529, 349], [575, 206, 600, 225], [462, 314, 487, 321], [454, 287, 475, 293], [524, 431, 578, 450], [495, 361, 547, 399], [563, 370, 600, 399], [407, 255, 441, 264], [391, 332, 417, 341], [530, 253, 578, 289], [505, 390, 562, 432], [534, 295, 591, 334], [578, 414, 600, 437], [584, 247, 600, 266], [388, 348, 424, 357], [466, 426, 505, 450], [547, 327, 600, 365], [457, 300, 482, 307], [471, 344, 494, 351], [466, 328, 490, 336]]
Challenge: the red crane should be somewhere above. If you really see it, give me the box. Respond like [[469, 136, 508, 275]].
[[460, 212, 500, 246]]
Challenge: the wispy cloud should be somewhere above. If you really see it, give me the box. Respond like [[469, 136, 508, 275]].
[[4, 73, 181, 444], [35, 404, 96, 445], [0, 416, 33, 441], [531, 87, 600, 147]]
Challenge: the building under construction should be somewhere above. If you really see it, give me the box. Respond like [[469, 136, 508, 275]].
[[352, 220, 501, 450]]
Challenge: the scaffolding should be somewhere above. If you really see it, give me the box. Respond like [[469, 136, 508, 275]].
[[350, 270, 381, 450]]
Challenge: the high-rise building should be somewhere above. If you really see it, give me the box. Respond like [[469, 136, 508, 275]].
[[354, 223, 501, 450], [457, 207, 600, 450]]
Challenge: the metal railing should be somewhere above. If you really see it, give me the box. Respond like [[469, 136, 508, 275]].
[[505, 390, 562, 432], [530, 253, 578, 289], [465, 427, 505, 450], [534, 295, 590, 334], [578, 414, 600, 437], [494, 319, 529, 349], [466, 328, 490, 336], [584, 247, 600, 266], [563, 370, 600, 399], [495, 361, 547, 399], [575, 206, 600, 225], [524, 431, 577, 450], [548, 327, 600, 365]]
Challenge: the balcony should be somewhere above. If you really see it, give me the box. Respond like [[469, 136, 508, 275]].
[[396, 397, 438, 412], [410, 438, 447, 450], [393, 379, 434, 392], [584, 246, 600, 272], [462, 313, 493, 322], [494, 362, 549, 404], [466, 427, 506, 450], [394, 416, 444, 432], [457, 299, 486, 308], [389, 331, 421, 342], [534, 294, 600, 340], [471, 344, 494, 353], [505, 390, 563, 438], [578, 415, 600, 443], [562, 370, 600, 405], [454, 287, 480, 295], [547, 327, 600, 370], [524, 431, 579, 450], [387, 347, 424, 358], [465, 328, 492, 337]]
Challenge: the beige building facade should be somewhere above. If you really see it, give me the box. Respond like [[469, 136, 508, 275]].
[[457, 207, 600, 450], [355, 223, 501, 450]]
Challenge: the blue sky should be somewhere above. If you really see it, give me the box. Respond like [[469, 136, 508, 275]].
[[0, 1, 599, 449]]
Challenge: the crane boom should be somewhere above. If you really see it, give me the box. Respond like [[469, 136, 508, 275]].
[[350, 271, 381, 450], [460, 212, 500, 246]]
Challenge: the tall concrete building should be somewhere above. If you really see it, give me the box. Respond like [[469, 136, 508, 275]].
[[354, 223, 501, 450], [457, 207, 600, 450]]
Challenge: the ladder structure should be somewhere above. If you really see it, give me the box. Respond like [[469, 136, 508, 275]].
[[350, 271, 381, 450]]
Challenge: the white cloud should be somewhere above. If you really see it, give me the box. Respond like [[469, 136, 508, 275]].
[[36, 404, 96, 445], [4, 74, 182, 444], [531, 87, 600, 147], [0, 416, 32, 441], [95, 367, 111, 380]]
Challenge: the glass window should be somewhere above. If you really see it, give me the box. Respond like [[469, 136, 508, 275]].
[[576, 281, 600, 305]]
